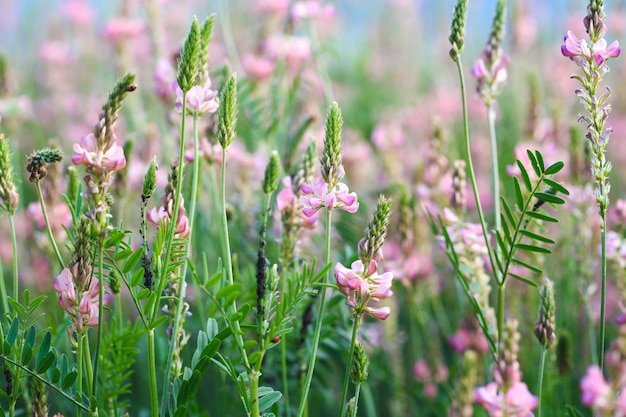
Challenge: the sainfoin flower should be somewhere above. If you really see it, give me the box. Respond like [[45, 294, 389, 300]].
[[174, 80, 219, 115], [580, 366, 612, 411], [561, 30, 621, 65], [300, 176, 358, 218], [147, 206, 191, 239], [71, 133, 126, 171], [334, 259, 393, 320], [475, 382, 538, 417], [277, 176, 318, 229], [54, 268, 107, 331]]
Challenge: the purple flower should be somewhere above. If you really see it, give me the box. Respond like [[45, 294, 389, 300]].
[[471, 54, 509, 85], [300, 176, 359, 218], [562, 30, 621, 66], [71, 133, 126, 172]]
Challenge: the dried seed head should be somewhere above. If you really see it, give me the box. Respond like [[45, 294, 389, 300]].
[[26, 147, 63, 183]]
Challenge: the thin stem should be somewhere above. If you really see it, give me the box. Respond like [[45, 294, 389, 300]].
[[158, 92, 189, 415], [83, 335, 93, 398], [77, 330, 84, 417], [296, 209, 332, 417], [339, 314, 361, 417], [91, 242, 105, 404], [536, 346, 547, 417], [487, 104, 501, 244], [8, 214, 17, 303], [35, 182, 64, 268], [147, 329, 159, 417], [454, 60, 498, 284], [0, 240, 8, 314], [281, 270, 291, 417], [599, 214, 607, 370], [497, 284, 505, 346], [350, 384, 362, 417]]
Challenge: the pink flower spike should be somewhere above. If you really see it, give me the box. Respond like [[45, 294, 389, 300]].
[[54, 268, 77, 312], [71, 133, 126, 172]]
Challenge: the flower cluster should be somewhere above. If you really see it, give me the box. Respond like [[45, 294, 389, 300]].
[[173, 79, 219, 116], [277, 176, 317, 229], [53, 268, 107, 333], [300, 175, 359, 218], [562, 30, 620, 66]]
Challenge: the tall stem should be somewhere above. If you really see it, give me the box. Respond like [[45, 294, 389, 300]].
[[158, 93, 189, 414], [0, 234, 8, 314], [599, 214, 607, 370], [281, 267, 292, 417], [91, 242, 105, 403], [35, 182, 64, 268], [147, 329, 159, 417], [487, 104, 501, 241], [536, 346, 547, 417], [77, 330, 84, 417], [296, 209, 332, 417], [8, 214, 17, 303], [350, 384, 362, 417], [339, 314, 361, 416]]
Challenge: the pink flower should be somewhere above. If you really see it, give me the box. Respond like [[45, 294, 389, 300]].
[[413, 359, 430, 381], [277, 177, 318, 229], [300, 176, 359, 217], [616, 390, 626, 414], [154, 59, 176, 100], [53, 269, 108, 330], [471, 55, 509, 85], [71, 133, 126, 172], [64, 0, 94, 26], [475, 382, 538, 417], [561, 30, 621, 66], [334, 259, 393, 320], [580, 366, 612, 410], [242, 54, 276, 81], [291, 1, 335, 20], [174, 81, 219, 115], [53, 268, 77, 312], [147, 206, 191, 239]]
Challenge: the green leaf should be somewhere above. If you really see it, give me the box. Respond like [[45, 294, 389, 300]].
[[123, 247, 144, 273], [511, 258, 543, 274], [513, 177, 524, 209], [206, 319, 219, 339], [36, 332, 51, 367], [104, 229, 129, 248], [535, 192, 565, 205], [232, 304, 250, 322], [150, 315, 169, 330], [7, 318, 18, 347], [258, 391, 282, 412], [137, 288, 151, 300], [534, 150, 545, 172], [205, 271, 223, 288], [543, 178, 569, 195], [49, 368, 61, 384], [544, 161, 565, 175], [114, 248, 133, 262], [519, 230, 556, 244], [509, 273, 537, 287], [248, 351, 262, 366], [215, 283, 241, 299], [500, 198, 517, 227], [174, 405, 187, 417], [515, 243, 552, 254], [24, 326, 35, 348], [61, 370, 77, 390], [200, 339, 221, 361], [526, 150, 541, 177], [130, 267, 144, 287], [36, 351, 56, 374], [526, 211, 558, 223], [21, 345, 33, 365], [516, 160, 532, 192]]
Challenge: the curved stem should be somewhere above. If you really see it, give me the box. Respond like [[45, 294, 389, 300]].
[[599, 214, 607, 370], [35, 182, 64, 268], [536, 346, 547, 417], [91, 242, 105, 404], [147, 329, 159, 417], [339, 314, 361, 417], [296, 209, 332, 417]]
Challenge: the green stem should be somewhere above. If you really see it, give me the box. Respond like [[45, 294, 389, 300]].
[[0, 241, 7, 314], [158, 92, 189, 415], [536, 346, 547, 417], [281, 270, 291, 417], [35, 182, 64, 268], [8, 214, 17, 303], [350, 384, 362, 417], [487, 104, 501, 246], [296, 209, 333, 417], [77, 330, 84, 417], [249, 369, 261, 417], [83, 335, 93, 398], [497, 284, 505, 346], [339, 314, 361, 417], [599, 213, 607, 370], [147, 329, 159, 417], [91, 242, 105, 405], [454, 60, 498, 285]]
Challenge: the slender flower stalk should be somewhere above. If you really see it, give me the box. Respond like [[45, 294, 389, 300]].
[[534, 278, 556, 417], [561, 0, 620, 369], [0, 134, 18, 308]]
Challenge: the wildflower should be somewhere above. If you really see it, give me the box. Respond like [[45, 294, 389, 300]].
[[147, 164, 191, 239], [291, 1, 335, 20], [580, 366, 612, 410], [561, 30, 621, 66], [173, 80, 219, 115], [103, 17, 144, 46], [53, 268, 107, 331], [335, 259, 392, 320], [147, 206, 191, 239], [475, 381, 538, 417], [71, 133, 126, 172], [300, 176, 358, 218]]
